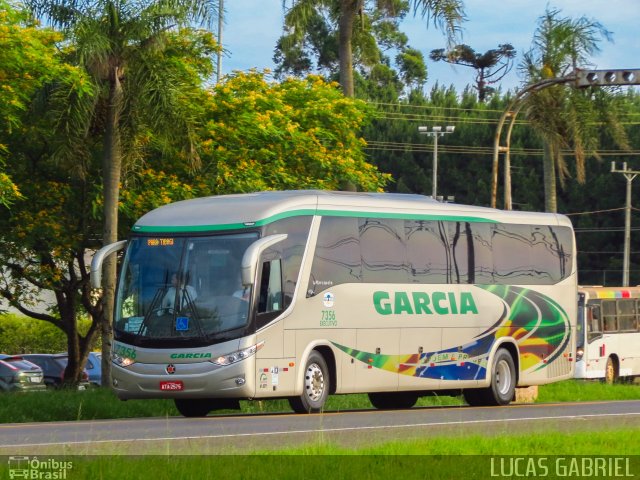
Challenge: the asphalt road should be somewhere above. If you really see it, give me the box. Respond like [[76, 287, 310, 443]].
[[1, 400, 639, 455]]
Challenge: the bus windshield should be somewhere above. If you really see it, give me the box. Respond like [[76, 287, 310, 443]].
[[115, 233, 259, 345]]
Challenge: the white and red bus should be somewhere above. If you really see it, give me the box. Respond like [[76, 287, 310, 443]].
[[575, 286, 640, 383]]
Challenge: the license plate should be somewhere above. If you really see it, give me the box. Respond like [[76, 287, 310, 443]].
[[160, 380, 184, 391], [30, 376, 42, 383]]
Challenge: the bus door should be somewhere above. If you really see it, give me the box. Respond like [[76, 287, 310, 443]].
[[576, 293, 586, 359]]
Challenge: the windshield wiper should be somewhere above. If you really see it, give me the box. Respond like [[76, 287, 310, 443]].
[[179, 289, 206, 338], [137, 286, 167, 337]]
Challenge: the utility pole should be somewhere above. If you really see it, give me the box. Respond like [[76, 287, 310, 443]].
[[611, 162, 639, 287], [216, 0, 224, 83], [418, 126, 455, 199]]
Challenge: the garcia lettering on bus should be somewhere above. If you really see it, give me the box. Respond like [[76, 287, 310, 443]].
[[373, 291, 479, 316]]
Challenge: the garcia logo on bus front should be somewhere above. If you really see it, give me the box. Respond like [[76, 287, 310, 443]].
[[373, 290, 479, 315]]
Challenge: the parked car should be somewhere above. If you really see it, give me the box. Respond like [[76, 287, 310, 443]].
[[0, 354, 46, 392], [58, 351, 102, 386], [21, 354, 90, 390], [85, 352, 102, 386]]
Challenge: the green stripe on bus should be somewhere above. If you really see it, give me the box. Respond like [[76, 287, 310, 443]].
[[132, 209, 498, 233]]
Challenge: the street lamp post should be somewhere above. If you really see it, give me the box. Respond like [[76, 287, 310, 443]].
[[419, 125, 455, 199], [492, 68, 640, 210]]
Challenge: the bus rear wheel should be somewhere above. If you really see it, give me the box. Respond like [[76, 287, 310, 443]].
[[464, 348, 516, 406], [605, 357, 618, 384], [368, 392, 418, 410], [289, 351, 330, 413]]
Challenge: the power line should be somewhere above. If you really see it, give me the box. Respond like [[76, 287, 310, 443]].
[[574, 228, 640, 233], [369, 101, 640, 118], [564, 207, 626, 216], [364, 140, 640, 157], [578, 251, 640, 254]]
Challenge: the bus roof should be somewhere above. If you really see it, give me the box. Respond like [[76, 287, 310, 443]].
[[579, 286, 640, 299], [132, 190, 573, 233]]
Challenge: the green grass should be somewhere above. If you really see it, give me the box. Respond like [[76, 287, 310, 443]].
[[537, 378, 640, 402], [0, 379, 637, 423], [249, 428, 640, 455]]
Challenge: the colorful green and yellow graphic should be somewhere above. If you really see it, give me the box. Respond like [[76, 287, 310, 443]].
[[333, 285, 571, 381]]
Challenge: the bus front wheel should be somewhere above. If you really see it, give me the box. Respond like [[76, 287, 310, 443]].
[[368, 392, 418, 410], [289, 351, 330, 413], [464, 348, 516, 406], [174, 398, 213, 417]]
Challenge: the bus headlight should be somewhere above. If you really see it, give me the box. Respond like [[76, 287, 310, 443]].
[[212, 341, 264, 366], [576, 348, 584, 362], [113, 354, 135, 368]]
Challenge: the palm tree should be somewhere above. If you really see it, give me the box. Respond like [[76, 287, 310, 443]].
[[283, 0, 465, 97], [520, 8, 628, 212], [26, 0, 218, 385]]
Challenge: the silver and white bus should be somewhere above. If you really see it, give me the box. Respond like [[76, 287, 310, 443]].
[[91, 190, 577, 416], [575, 286, 640, 383]]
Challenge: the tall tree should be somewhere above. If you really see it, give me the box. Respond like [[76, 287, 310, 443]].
[[25, 0, 219, 385], [429, 43, 515, 101], [281, 0, 465, 97], [520, 8, 628, 212]]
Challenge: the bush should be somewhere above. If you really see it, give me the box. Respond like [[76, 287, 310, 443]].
[[0, 313, 96, 354]]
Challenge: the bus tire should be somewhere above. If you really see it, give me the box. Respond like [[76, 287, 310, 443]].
[[368, 392, 418, 410], [462, 388, 485, 406], [464, 348, 516, 406], [289, 351, 330, 413], [174, 398, 213, 417], [604, 356, 618, 384], [489, 348, 516, 405]]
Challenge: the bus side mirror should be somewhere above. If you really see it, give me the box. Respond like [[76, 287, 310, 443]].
[[90, 240, 127, 289], [241, 234, 288, 288]]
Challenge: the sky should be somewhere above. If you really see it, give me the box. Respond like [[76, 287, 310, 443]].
[[220, 0, 640, 93]]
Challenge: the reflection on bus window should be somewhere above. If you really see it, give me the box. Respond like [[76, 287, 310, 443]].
[[602, 301, 617, 332], [587, 304, 602, 341], [618, 299, 637, 331]]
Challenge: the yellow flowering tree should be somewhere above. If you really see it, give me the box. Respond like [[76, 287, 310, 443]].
[[201, 71, 390, 193], [0, 1, 81, 207]]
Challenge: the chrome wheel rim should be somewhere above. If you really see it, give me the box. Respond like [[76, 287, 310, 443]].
[[304, 362, 325, 402], [496, 359, 512, 396]]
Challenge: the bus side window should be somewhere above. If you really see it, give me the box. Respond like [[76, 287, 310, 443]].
[[618, 299, 637, 332], [258, 259, 283, 314], [602, 300, 617, 332], [587, 304, 602, 342]]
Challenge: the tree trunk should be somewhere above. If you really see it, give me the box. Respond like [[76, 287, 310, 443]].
[[338, 0, 358, 97], [59, 286, 96, 385], [63, 299, 81, 384], [542, 142, 557, 213], [100, 67, 124, 387]]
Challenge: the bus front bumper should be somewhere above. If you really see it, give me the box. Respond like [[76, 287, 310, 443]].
[[111, 358, 255, 400]]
